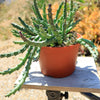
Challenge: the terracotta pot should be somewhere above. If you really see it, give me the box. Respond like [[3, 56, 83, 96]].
[[39, 44, 80, 78]]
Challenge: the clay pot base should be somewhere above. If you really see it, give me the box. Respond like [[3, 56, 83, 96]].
[[41, 68, 75, 78]]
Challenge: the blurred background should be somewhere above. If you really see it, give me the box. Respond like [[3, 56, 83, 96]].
[[0, 0, 100, 100]]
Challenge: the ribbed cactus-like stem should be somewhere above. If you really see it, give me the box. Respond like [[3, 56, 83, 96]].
[[64, 32, 77, 46], [19, 32, 55, 47], [12, 29, 32, 38], [67, 1, 79, 28], [54, 2, 63, 23], [64, 0, 67, 19], [70, 0, 73, 11], [31, 17, 48, 31], [43, 4, 47, 23], [11, 23, 32, 36], [76, 38, 98, 60], [48, 4, 55, 28], [48, 4, 62, 44], [39, 24, 53, 39], [62, 0, 67, 40], [13, 41, 26, 45], [18, 17, 36, 36], [5, 47, 37, 97], [0, 45, 32, 75], [33, 47, 40, 61], [65, 19, 81, 34], [33, 0, 42, 20], [12, 30, 20, 37], [0, 45, 28, 58]]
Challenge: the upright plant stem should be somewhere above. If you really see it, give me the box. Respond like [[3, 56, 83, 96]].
[[63, 0, 67, 40]]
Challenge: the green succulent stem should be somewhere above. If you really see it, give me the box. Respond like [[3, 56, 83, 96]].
[[0, 45, 32, 75], [64, 0, 67, 19], [12, 29, 32, 38], [33, 0, 43, 20], [18, 17, 36, 36], [48, 4, 62, 45], [76, 38, 98, 60], [5, 47, 37, 97], [65, 19, 81, 34], [62, 0, 67, 40], [13, 41, 26, 45], [43, 4, 47, 23], [0, 45, 29, 58], [11, 23, 31, 36], [48, 4, 55, 28], [19, 31, 55, 47], [67, 3, 79, 28], [39, 24, 53, 40], [54, 2, 64, 23]]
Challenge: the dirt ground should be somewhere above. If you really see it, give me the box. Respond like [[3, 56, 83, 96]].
[[0, 38, 100, 100]]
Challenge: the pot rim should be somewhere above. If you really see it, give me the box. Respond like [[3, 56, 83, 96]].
[[41, 43, 80, 49]]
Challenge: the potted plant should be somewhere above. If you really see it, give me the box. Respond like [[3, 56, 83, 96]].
[[0, 0, 98, 97]]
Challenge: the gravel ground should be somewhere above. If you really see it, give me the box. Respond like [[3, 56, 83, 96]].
[[0, 38, 100, 100]]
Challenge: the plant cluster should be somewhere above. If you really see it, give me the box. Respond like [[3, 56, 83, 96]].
[[0, 0, 98, 97]]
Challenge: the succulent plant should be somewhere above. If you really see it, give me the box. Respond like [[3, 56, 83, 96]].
[[0, 0, 98, 97]]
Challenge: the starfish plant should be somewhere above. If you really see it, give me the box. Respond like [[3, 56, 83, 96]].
[[0, 0, 98, 97]]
